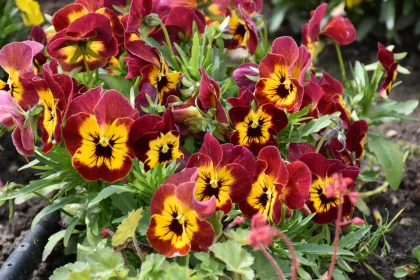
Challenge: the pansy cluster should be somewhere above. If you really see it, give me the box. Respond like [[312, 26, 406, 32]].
[[0, 0, 405, 269]]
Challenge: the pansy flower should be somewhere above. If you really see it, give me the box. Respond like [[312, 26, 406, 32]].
[[186, 133, 256, 214], [146, 168, 216, 257], [47, 13, 119, 72], [34, 65, 75, 153], [129, 110, 184, 171], [63, 89, 139, 182], [227, 8, 259, 55], [16, 0, 44, 26], [303, 3, 356, 47], [232, 62, 259, 92], [377, 43, 398, 98], [299, 153, 359, 224], [0, 41, 43, 110], [138, 53, 182, 105], [0, 91, 35, 157], [318, 71, 351, 129], [229, 88, 288, 156], [232, 0, 263, 16], [239, 146, 312, 224], [51, 1, 124, 45], [255, 37, 310, 112]]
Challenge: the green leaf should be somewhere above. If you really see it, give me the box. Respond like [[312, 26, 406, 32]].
[[88, 185, 133, 207], [339, 226, 371, 249], [31, 196, 79, 232], [194, 252, 225, 280], [210, 240, 255, 280], [394, 267, 409, 278], [112, 209, 143, 246], [298, 267, 312, 280], [99, 75, 133, 97], [86, 247, 126, 278], [294, 244, 354, 256], [412, 246, 420, 261], [50, 262, 89, 280], [292, 113, 339, 138], [332, 270, 346, 280], [251, 251, 290, 280], [367, 138, 404, 190], [207, 211, 224, 242], [183, 135, 195, 154], [64, 218, 81, 247], [43, 230, 66, 261], [139, 253, 170, 280], [224, 228, 250, 246], [288, 104, 312, 124]]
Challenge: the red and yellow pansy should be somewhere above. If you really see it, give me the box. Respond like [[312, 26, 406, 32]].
[[47, 13, 119, 72], [129, 110, 184, 171], [229, 88, 288, 156], [239, 146, 312, 224], [63, 88, 139, 182], [255, 37, 310, 112], [146, 168, 216, 257], [299, 153, 360, 224], [377, 43, 398, 98], [186, 133, 256, 214], [0, 41, 43, 109]]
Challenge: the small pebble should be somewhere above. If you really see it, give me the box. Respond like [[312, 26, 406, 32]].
[[385, 130, 398, 138], [391, 194, 399, 205], [8, 164, 18, 174], [399, 218, 414, 226]]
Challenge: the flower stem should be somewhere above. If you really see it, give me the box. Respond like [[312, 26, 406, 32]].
[[259, 242, 286, 280], [315, 134, 328, 153], [83, 56, 94, 89], [334, 42, 346, 83], [158, 21, 180, 71], [359, 182, 389, 198], [275, 231, 299, 280], [326, 193, 343, 280]]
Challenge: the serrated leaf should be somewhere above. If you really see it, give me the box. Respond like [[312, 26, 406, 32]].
[[87, 247, 125, 278], [338, 226, 371, 249], [140, 253, 170, 280], [367, 138, 404, 190], [50, 262, 89, 280], [112, 208, 143, 246], [210, 240, 255, 280], [43, 230, 66, 261], [224, 228, 250, 246], [194, 252, 225, 280], [251, 251, 290, 280], [294, 244, 354, 256], [67, 268, 91, 280]]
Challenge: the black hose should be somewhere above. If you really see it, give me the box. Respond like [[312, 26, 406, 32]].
[[0, 211, 61, 280]]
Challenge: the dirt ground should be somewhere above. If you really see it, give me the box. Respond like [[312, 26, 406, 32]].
[[0, 2, 419, 280]]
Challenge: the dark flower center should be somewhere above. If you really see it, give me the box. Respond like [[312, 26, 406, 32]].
[[88, 132, 120, 165], [157, 75, 169, 93], [235, 24, 247, 40], [158, 142, 174, 163]]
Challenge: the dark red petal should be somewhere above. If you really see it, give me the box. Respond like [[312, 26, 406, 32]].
[[288, 143, 316, 162], [228, 106, 251, 126], [321, 16, 356, 46], [199, 133, 223, 167], [150, 183, 177, 215], [94, 90, 139, 126], [66, 87, 102, 119], [257, 146, 288, 185], [129, 115, 162, 145], [281, 161, 311, 209], [307, 3, 327, 42], [225, 163, 252, 203], [298, 152, 329, 179], [219, 144, 257, 180], [227, 87, 255, 107], [260, 103, 288, 132], [164, 167, 198, 186], [271, 36, 299, 66], [189, 219, 215, 252]]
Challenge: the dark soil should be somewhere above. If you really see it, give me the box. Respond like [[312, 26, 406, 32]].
[[318, 43, 420, 279]]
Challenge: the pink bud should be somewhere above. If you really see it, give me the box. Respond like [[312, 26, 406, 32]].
[[351, 217, 365, 225], [101, 228, 114, 238]]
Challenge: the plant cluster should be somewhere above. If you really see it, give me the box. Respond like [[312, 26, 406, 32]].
[[0, 0, 418, 279]]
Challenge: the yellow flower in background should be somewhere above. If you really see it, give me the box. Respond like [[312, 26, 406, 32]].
[[345, 0, 364, 9], [16, 0, 44, 26]]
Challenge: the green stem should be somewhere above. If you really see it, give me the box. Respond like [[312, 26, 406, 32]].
[[33, 191, 75, 218], [334, 42, 346, 83], [83, 56, 93, 89], [359, 182, 389, 198], [362, 63, 382, 115], [262, 18, 269, 55], [315, 134, 328, 153], [158, 21, 180, 71]]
